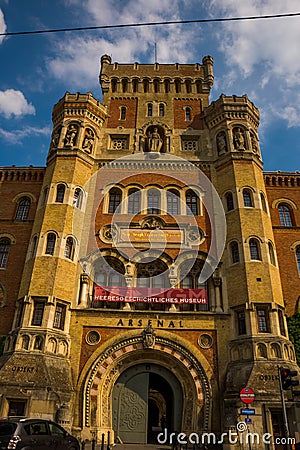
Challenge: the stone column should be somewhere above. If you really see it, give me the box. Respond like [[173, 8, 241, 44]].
[[79, 273, 89, 307]]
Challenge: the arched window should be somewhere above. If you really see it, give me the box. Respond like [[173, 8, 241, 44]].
[[249, 238, 261, 261], [93, 257, 125, 309], [128, 188, 141, 214], [147, 189, 160, 214], [159, 103, 165, 117], [260, 193, 268, 213], [185, 107, 191, 121], [278, 203, 293, 227], [45, 233, 56, 256], [243, 189, 253, 207], [268, 242, 276, 266], [174, 79, 181, 93], [0, 238, 10, 268], [153, 79, 160, 93], [121, 78, 128, 93], [30, 235, 39, 259], [132, 78, 139, 93], [185, 79, 192, 93], [179, 259, 209, 311], [55, 184, 65, 203], [186, 190, 199, 215], [73, 188, 83, 209], [230, 241, 240, 264], [143, 79, 149, 93], [108, 188, 122, 213], [120, 106, 126, 120], [15, 196, 31, 221], [225, 192, 234, 211], [111, 78, 118, 93], [167, 189, 180, 215], [164, 79, 170, 93], [147, 103, 153, 117], [64, 237, 75, 260], [136, 258, 170, 310], [296, 246, 300, 274]]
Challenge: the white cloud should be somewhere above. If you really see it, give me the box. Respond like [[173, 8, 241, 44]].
[[47, 0, 200, 88], [0, 125, 50, 145], [0, 89, 35, 119], [208, 0, 300, 130], [0, 8, 6, 44], [210, 0, 300, 81]]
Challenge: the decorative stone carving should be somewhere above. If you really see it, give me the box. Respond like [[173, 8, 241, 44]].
[[250, 130, 258, 153], [142, 325, 156, 348], [216, 131, 227, 155], [86, 330, 101, 345], [100, 225, 117, 243], [64, 124, 78, 147], [186, 227, 203, 244], [82, 128, 95, 153], [50, 128, 61, 148], [198, 333, 213, 349], [233, 127, 245, 150], [141, 216, 164, 229], [147, 127, 163, 152]]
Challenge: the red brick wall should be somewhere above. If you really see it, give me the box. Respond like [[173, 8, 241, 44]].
[[265, 184, 300, 315], [0, 170, 44, 335], [107, 98, 137, 128], [173, 99, 203, 129]]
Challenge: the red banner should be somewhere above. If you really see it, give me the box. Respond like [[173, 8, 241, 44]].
[[94, 286, 208, 305]]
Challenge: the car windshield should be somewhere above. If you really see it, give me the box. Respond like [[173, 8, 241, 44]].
[[0, 422, 17, 436]]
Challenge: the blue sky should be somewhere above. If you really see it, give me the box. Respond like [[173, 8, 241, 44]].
[[0, 0, 300, 171]]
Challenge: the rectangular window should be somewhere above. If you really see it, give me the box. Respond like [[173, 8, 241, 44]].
[[257, 307, 270, 333], [278, 309, 286, 336], [110, 135, 129, 150], [31, 301, 45, 326], [182, 139, 198, 152], [237, 310, 246, 335], [8, 400, 26, 417], [53, 303, 66, 330]]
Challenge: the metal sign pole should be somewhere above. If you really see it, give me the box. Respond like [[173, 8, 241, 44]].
[[278, 365, 291, 450]]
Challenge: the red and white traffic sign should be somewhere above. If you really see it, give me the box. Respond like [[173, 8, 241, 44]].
[[240, 387, 255, 404]]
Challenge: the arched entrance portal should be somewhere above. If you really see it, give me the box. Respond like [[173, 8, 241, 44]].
[[112, 363, 183, 444]]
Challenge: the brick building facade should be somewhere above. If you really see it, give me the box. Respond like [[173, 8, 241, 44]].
[[0, 54, 299, 448]]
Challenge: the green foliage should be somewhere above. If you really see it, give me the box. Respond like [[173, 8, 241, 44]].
[[287, 313, 300, 365]]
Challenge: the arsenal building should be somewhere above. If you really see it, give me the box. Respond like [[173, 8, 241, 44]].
[[0, 53, 299, 448]]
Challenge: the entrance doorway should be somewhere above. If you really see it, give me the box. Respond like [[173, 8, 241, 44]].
[[112, 363, 183, 444], [270, 410, 287, 450]]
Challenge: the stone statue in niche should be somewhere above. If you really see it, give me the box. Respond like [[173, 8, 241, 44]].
[[65, 124, 78, 147], [216, 131, 227, 155], [50, 128, 61, 148], [250, 131, 258, 153], [82, 128, 95, 153], [147, 127, 163, 152], [233, 127, 245, 151]]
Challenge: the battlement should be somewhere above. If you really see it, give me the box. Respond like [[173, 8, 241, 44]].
[[99, 54, 214, 96]]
